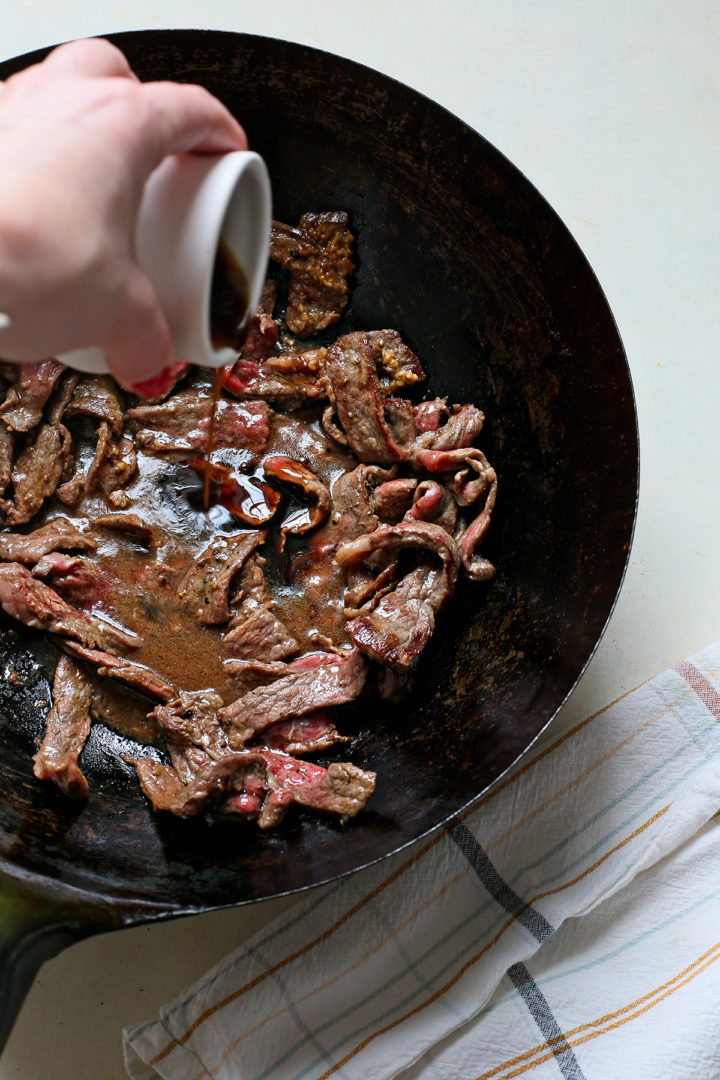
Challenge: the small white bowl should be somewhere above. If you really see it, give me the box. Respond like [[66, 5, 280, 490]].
[[60, 150, 271, 374]]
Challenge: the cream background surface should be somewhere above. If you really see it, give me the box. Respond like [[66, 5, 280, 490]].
[[0, 2, 718, 1077]]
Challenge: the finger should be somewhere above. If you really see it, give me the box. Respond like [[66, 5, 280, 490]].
[[141, 80, 248, 161], [101, 267, 174, 390], [40, 38, 138, 81]]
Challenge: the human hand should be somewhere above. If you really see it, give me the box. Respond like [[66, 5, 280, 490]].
[[0, 37, 247, 393]]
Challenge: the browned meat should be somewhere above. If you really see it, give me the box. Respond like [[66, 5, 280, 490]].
[[152, 689, 229, 782], [336, 521, 460, 671], [457, 474, 498, 581], [0, 517, 96, 564], [4, 422, 73, 525], [413, 446, 497, 507], [220, 647, 366, 744], [222, 348, 327, 404], [405, 480, 459, 533], [65, 375, 125, 436], [324, 332, 412, 463], [92, 513, 158, 547], [0, 359, 64, 433], [0, 422, 14, 497], [373, 478, 418, 520], [89, 677, 160, 744], [128, 392, 270, 454], [412, 403, 485, 453], [0, 562, 140, 652], [263, 456, 331, 535], [90, 429, 137, 496], [223, 554, 299, 660], [177, 531, 265, 625], [255, 711, 350, 755], [135, 747, 375, 825], [32, 552, 109, 607], [32, 655, 92, 798], [139, 362, 191, 404], [57, 639, 174, 700], [271, 212, 354, 338], [366, 331, 425, 393], [414, 398, 449, 433]]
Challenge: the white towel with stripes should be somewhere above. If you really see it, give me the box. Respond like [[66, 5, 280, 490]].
[[123, 640, 720, 1080]]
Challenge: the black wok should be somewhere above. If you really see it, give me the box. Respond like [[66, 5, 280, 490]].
[[0, 29, 638, 1048]]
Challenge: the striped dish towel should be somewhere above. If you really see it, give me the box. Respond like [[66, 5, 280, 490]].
[[123, 641, 720, 1080]]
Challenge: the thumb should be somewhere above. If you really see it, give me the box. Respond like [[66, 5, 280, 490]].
[[102, 267, 174, 394]]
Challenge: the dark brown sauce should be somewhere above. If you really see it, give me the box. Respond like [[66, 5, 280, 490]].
[[210, 238, 251, 351]]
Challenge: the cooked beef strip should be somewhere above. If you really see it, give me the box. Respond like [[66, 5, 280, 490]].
[[411, 403, 484, 452], [135, 747, 374, 825], [223, 553, 299, 660], [366, 331, 425, 393], [153, 689, 229, 783], [414, 398, 449, 433], [92, 431, 137, 495], [256, 712, 350, 754], [405, 480, 459, 534], [139, 362, 191, 404], [32, 552, 109, 607], [324, 332, 412, 463], [32, 655, 92, 799], [0, 359, 64, 433], [0, 562, 140, 652], [46, 371, 80, 425], [0, 422, 14, 497], [89, 676, 160, 744], [220, 647, 366, 745], [0, 517, 96, 564], [65, 375, 125, 436], [412, 446, 497, 507], [4, 421, 73, 525], [373, 477, 418, 520], [128, 392, 270, 455], [270, 212, 354, 338], [92, 513, 158, 547], [335, 521, 460, 671], [263, 456, 331, 535], [177, 530, 265, 626], [457, 474, 498, 581], [222, 349, 327, 404], [57, 639, 174, 701]]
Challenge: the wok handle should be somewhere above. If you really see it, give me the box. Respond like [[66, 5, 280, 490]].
[[0, 873, 110, 1053]]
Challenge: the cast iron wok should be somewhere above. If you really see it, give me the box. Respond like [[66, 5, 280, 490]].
[[0, 29, 638, 1048]]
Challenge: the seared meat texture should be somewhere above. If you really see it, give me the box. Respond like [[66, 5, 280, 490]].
[[270, 211, 354, 338], [3, 422, 73, 525], [0, 517, 96, 564], [33, 655, 92, 798], [128, 392, 270, 454], [0, 359, 64, 433]]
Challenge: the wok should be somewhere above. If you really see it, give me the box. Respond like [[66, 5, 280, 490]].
[[0, 29, 638, 1048]]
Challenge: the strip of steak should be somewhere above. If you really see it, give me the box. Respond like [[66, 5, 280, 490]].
[[33, 655, 92, 798], [128, 393, 270, 454], [0, 562, 141, 652], [411, 403, 485, 452], [0, 359, 64, 433], [220, 647, 366, 745], [64, 374, 125, 436], [32, 552, 109, 607], [222, 348, 327, 404], [135, 748, 375, 825], [457, 475, 498, 581], [57, 639, 173, 701], [271, 212, 354, 338], [324, 332, 412, 463], [0, 517, 96, 564], [5, 422, 73, 525], [0, 422, 14, 497], [177, 530, 265, 625], [335, 521, 460, 671]]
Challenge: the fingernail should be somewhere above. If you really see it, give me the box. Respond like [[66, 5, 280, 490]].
[[131, 367, 174, 398]]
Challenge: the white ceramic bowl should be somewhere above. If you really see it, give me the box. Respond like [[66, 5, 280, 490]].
[[60, 150, 271, 374]]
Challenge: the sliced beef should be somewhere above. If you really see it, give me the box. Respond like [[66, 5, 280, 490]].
[[152, 689, 229, 782], [128, 393, 270, 454], [222, 348, 327, 404], [32, 655, 92, 798], [89, 677, 160, 744], [335, 521, 460, 672], [4, 421, 73, 525], [57, 639, 173, 701], [135, 747, 375, 825], [412, 403, 484, 452], [373, 477, 418, 520], [65, 375, 125, 436], [139, 362, 191, 404], [177, 530, 265, 625], [92, 513, 158, 547], [91, 430, 137, 496], [257, 712, 350, 754], [263, 456, 331, 535], [46, 371, 80, 425], [0, 562, 140, 652], [0, 517, 96, 564], [270, 212, 354, 338], [414, 398, 449, 434], [405, 480, 458, 534], [220, 647, 366, 745], [223, 553, 299, 660], [323, 332, 413, 463], [366, 331, 425, 394], [412, 446, 497, 507], [0, 422, 14, 497], [32, 552, 109, 607], [457, 474, 498, 581], [0, 359, 64, 433]]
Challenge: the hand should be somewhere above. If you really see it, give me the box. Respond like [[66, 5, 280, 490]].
[[0, 37, 247, 392]]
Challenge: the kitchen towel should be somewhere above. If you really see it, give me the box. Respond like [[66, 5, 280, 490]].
[[123, 640, 720, 1080]]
